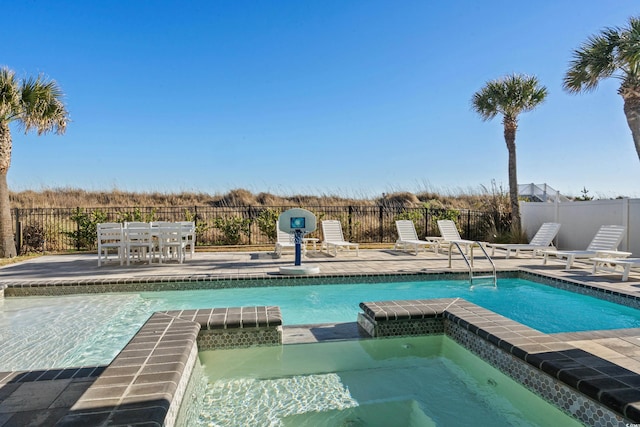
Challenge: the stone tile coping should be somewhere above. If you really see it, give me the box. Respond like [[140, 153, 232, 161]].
[[1, 270, 511, 296], [159, 306, 282, 329], [359, 298, 457, 321], [359, 298, 640, 422], [56, 306, 282, 427], [0, 369, 103, 427], [520, 267, 640, 303], [0, 366, 105, 385]]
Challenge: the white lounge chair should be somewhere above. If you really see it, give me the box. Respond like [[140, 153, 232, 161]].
[[321, 220, 359, 256], [591, 257, 640, 281], [274, 222, 306, 257], [543, 225, 628, 269], [437, 220, 480, 254], [394, 220, 439, 255], [485, 222, 561, 259]]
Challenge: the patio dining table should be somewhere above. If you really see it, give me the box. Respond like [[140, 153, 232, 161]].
[[97, 222, 195, 266]]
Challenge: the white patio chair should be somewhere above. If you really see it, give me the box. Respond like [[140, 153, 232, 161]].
[[321, 220, 359, 256], [485, 222, 561, 259], [274, 221, 306, 257], [97, 222, 125, 267], [124, 222, 154, 265], [125, 221, 148, 227], [437, 219, 480, 254], [394, 220, 439, 255], [150, 221, 173, 227], [176, 221, 196, 259], [543, 224, 628, 269], [156, 224, 187, 264]]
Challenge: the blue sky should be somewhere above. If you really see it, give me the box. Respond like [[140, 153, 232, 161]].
[[4, 1, 640, 199]]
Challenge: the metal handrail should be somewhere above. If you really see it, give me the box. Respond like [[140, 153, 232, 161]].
[[471, 241, 497, 288], [449, 241, 473, 283], [448, 241, 497, 287]]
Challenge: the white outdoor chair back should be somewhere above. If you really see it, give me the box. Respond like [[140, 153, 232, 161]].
[[395, 220, 420, 241], [157, 224, 187, 264], [125, 221, 148, 228], [586, 225, 626, 251], [322, 220, 346, 243], [124, 222, 153, 265], [437, 220, 462, 241], [150, 221, 173, 227], [177, 221, 196, 258], [528, 223, 561, 246], [97, 222, 124, 266], [277, 224, 295, 244]]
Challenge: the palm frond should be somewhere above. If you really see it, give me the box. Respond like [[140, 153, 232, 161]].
[[564, 31, 618, 93], [471, 74, 547, 121], [563, 17, 640, 93], [19, 74, 68, 135], [0, 67, 21, 121], [618, 17, 640, 73]]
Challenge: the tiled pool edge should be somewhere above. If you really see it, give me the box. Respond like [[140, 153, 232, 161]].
[[0, 270, 510, 296], [0, 270, 533, 298], [5, 269, 640, 311], [56, 307, 283, 427], [358, 298, 639, 426], [519, 268, 640, 309]]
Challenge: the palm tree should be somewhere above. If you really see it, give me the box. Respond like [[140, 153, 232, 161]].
[[564, 16, 640, 161], [0, 67, 69, 257], [471, 74, 547, 234]]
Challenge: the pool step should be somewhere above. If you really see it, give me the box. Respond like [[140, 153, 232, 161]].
[[281, 399, 436, 427], [469, 274, 498, 290], [471, 275, 495, 280]]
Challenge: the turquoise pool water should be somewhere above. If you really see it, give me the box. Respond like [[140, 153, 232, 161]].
[[182, 336, 583, 427], [138, 277, 640, 332], [1, 277, 639, 371]]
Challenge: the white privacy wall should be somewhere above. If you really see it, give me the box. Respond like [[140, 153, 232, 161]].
[[520, 198, 639, 256]]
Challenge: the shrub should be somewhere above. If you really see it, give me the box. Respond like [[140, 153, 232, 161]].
[[117, 208, 156, 223], [213, 216, 251, 245], [429, 208, 459, 223], [21, 224, 45, 253], [256, 208, 280, 242], [394, 210, 423, 223], [64, 208, 108, 249], [184, 209, 212, 245], [475, 181, 513, 241]]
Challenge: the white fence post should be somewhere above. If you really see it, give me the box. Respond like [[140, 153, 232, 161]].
[[623, 198, 630, 252]]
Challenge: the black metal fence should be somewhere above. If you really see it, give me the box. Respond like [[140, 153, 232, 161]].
[[12, 205, 511, 254]]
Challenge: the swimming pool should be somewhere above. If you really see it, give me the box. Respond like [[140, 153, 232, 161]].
[[180, 336, 583, 427], [1, 277, 640, 371]]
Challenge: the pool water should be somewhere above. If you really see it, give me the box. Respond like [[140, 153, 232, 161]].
[[1, 278, 640, 371], [137, 278, 640, 332], [186, 336, 582, 427]]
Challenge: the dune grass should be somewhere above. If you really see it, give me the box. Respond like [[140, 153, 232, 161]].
[[9, 184, 510, 211]]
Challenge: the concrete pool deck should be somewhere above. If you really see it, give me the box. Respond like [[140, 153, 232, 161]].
[[1, 248, 640, 425]]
